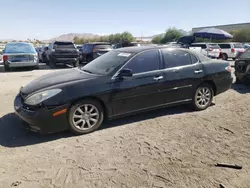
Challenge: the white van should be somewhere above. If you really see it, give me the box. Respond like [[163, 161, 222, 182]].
[[217, 43, 245, 60]]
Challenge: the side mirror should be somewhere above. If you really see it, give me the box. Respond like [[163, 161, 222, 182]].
[[117, 68, 133, 78]]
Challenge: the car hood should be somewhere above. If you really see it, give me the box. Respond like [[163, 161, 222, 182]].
[[21, 68, 97, 95]]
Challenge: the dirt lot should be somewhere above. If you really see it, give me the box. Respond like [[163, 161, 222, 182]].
[[0, 63, 250, 188]]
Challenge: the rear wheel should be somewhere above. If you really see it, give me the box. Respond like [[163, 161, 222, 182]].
[[4, 63, 10, 72], [68, 99, 104, 135], [192, 83, 214, 111], [222, 53, 228, 60]]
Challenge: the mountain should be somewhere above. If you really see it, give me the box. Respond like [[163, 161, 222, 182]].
[[42, 33, 102, 43]]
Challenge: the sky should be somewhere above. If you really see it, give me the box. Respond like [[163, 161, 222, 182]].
[[0, 0, 250, 40]]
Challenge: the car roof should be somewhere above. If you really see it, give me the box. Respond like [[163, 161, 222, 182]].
[[6, 42, 31, 45], [114, 46, 194, 53]]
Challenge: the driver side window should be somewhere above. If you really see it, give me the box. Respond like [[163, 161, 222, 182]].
[[123, 50, 160, 74]]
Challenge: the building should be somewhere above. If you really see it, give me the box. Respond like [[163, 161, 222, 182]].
[[192, 22, 250, 33]]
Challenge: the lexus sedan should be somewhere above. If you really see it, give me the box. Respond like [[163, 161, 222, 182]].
[[3, 42, 39, 71], [14, 46, 233, 135]]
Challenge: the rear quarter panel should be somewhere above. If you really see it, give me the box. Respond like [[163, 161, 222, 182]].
[[202, 60, 232, 95]]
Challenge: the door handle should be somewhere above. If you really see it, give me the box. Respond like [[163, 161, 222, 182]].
[[153, 76, 164, 81], [194, 70, 203, 74]]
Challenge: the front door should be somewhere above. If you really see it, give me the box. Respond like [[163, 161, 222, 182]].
[[110, 50, 166, 116]]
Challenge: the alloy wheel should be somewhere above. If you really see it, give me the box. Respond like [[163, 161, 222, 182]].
[[72, 104, 100, 130], [195, 87, 212, 108]]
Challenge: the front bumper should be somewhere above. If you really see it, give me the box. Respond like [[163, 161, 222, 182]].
[[14, 95, 70, 134]]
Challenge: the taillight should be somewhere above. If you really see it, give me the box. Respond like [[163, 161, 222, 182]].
[[93, 48, 97, 52], [209, 48, 213, 51], [231, 48, 235, 53], [225, 65, 232, 72], [3, 55, 8, 61], [219, 48, 222, 52]]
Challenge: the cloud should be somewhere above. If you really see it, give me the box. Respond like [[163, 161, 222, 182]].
[[35, 33, 41, 36]]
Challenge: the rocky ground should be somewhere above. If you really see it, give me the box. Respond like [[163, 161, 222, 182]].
[[0, 63, 249, 188]]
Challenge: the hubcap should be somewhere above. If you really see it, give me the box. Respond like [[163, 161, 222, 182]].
[[72, 104, 99, 130], [196, 87, 211, 107]]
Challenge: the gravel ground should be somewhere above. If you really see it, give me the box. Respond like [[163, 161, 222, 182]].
[[0, 63, 250, 188]]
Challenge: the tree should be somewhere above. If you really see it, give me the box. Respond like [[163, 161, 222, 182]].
[[232, 29, 250, 42], [152, 35, 164, 44], [161, 28, 183, 44]]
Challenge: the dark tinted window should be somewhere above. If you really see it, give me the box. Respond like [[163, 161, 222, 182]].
[[124, 50, 160, 74], [54, 42, 75, 49], [218, 44, 231, 49], [209, 44, 220, 49], [191, 44, 207, 49], [162, 49, 192, 68]]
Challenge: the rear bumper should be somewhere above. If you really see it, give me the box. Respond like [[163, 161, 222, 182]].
[[5, 61, 38, 67], [51, 56, 79, 64], [14, 95, 70, 134]]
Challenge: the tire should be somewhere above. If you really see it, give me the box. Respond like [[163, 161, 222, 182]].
[[192, 83, 214, 111], [73, 60, 79, 67], [34, 65, 39, 69], [222, 53, 228, 60], [4, 64, 10, 72], [68, 99, 104, 135], [49, 59, 56, 69]]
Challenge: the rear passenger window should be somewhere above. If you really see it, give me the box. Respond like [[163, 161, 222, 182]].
[[162, 49, 192, 68], [124, 50, 160, 74]]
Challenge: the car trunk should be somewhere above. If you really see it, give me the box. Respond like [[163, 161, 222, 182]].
[[54, 42, 78, 58]]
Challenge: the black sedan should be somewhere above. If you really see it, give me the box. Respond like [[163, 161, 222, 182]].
[[14, 46, 233, 135]]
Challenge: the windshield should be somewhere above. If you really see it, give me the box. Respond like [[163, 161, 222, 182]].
[[234, 44, 244, 48], [4, 43, 36, 54], [238, 48, 250, 59], [81, 51, 133, 75]]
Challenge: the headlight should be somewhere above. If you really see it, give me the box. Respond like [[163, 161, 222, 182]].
[[24, 89, 62, 106]]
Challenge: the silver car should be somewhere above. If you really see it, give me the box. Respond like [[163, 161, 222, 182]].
[[2, 42, 39, 71]]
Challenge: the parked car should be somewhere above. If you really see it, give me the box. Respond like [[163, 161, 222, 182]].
[[217, 43, 245, 60], [45, 41, 79, 68], [79, 42, 113, 63], [14, 46, 233, 135], [190, 43, 222, 59], [234, 47, 250, 84], [2, 42, 39, 71]]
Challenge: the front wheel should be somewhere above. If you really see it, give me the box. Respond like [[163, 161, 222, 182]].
[[192, 83, 214, 111], [49, 59, 56, 69], [68, 99, 104, 135]]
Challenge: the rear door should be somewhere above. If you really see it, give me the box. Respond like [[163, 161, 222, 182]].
[[160, 49, 204, 103], [111, 50, 166, 116]]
